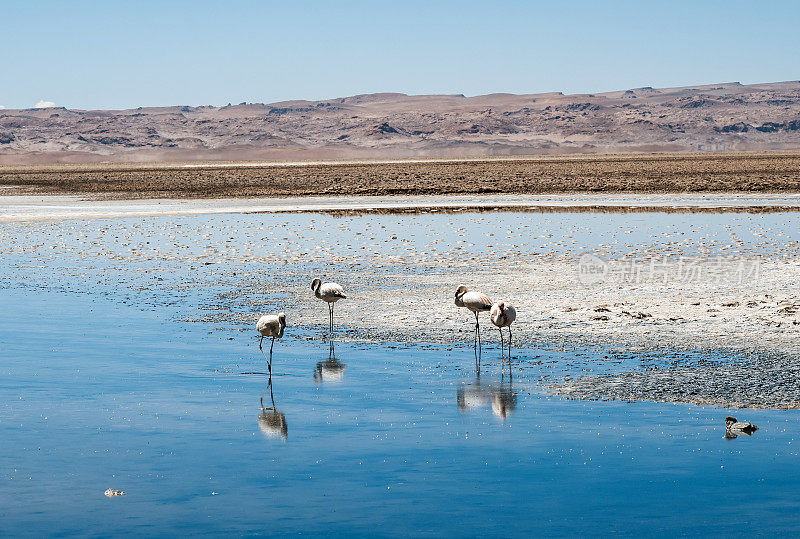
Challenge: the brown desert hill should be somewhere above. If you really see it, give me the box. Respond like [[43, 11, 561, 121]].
[[1, 81, 800, 164]]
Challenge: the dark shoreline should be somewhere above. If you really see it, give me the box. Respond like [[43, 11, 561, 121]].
[[2, 152, 800, 199]]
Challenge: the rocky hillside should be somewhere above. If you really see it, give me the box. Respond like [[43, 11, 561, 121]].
[[2, 81, 800, 164]]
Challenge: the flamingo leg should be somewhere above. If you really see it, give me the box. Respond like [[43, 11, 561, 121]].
[[259, 341, 275, 410], [259, 335, 272, 373], [268, 337, 274, 375], [268, 377, 275, 409], [498, 327, 504, 358], [474, 328, 481, 372], [473, 311, 480, 352], [476, 314, 482, 356], [508, 327, 512, 359], [261, 375, 275, 409]]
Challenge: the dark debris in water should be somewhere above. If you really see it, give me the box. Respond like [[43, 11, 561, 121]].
[[555, 350, 800, 410]]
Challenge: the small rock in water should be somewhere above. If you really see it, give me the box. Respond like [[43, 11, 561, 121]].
[[104, 488, 126, 497]]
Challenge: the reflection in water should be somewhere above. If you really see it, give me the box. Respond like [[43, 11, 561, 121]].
[[457, 363, 517, 421], [258, 408, 288, 440], [258, 375, 288, 440], [491, 382, 517, 420], [314, 341, 347, 383]]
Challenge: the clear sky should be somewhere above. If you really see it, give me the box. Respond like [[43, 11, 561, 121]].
[[2, 0, 798, 110]]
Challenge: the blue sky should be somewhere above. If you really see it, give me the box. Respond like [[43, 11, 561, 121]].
[[2, 0, 798, 110]]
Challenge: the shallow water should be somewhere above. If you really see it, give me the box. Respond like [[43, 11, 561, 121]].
[[3, 284, 800, 536], [4, 209, 800, 259], [3, 210, 800, 297], [5, 192, 800, 222], [3, 209, 800, 535]]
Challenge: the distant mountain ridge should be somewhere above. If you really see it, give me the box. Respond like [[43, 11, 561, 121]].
[[2, 81, 800, 164]]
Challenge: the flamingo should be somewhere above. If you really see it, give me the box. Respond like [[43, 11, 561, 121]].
[[256, 312, 286, 374], [454, 285, 492, 353], [490, 301, 517, 358], [311, 278, 346, 335]]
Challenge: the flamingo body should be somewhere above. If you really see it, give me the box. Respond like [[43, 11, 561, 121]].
[[455, 286, 492, 312], [490, 301, 516, 357], [257, 313, 286, 338], [256, 312, 286, 372], [312, 278, 346, 335], [455, 286, 492, 354], [312, 279, 347, 303], [490, 301, 516, 328]]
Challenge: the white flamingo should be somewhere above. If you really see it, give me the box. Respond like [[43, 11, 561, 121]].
[[490, 301, 517, 358], [311, 278, 347, 335], [256, 312, 286, 374], [454, 285, 492, 352]]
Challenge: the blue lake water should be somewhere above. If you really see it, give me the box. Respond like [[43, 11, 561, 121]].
[[2, 282, 800, 536]]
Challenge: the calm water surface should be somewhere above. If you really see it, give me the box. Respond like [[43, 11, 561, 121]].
[[2, 285, 800, 537]]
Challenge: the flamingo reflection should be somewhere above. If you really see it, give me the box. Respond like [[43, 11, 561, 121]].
[[258, 374, 287, 440], [457, 361, 517, 421], [314, 341, 347, 383]]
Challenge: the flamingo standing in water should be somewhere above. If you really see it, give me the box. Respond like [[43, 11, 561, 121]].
[[311, 278, 346, 335], [490, 301, 516, 358], [256, 312, 286, 374], [454, 285, 492, 353]]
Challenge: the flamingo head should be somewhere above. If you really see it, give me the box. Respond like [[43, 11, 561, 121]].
[[277, 312, 286, 329], [454, 285, 468, 306], [311, 278, 321, 292]]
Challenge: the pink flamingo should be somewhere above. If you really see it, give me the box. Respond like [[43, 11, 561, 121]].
[[454, 285, 493, 352], [311, 278, 347, 335], [256, 312, 286, 374], [490, 301, 517, 358]]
